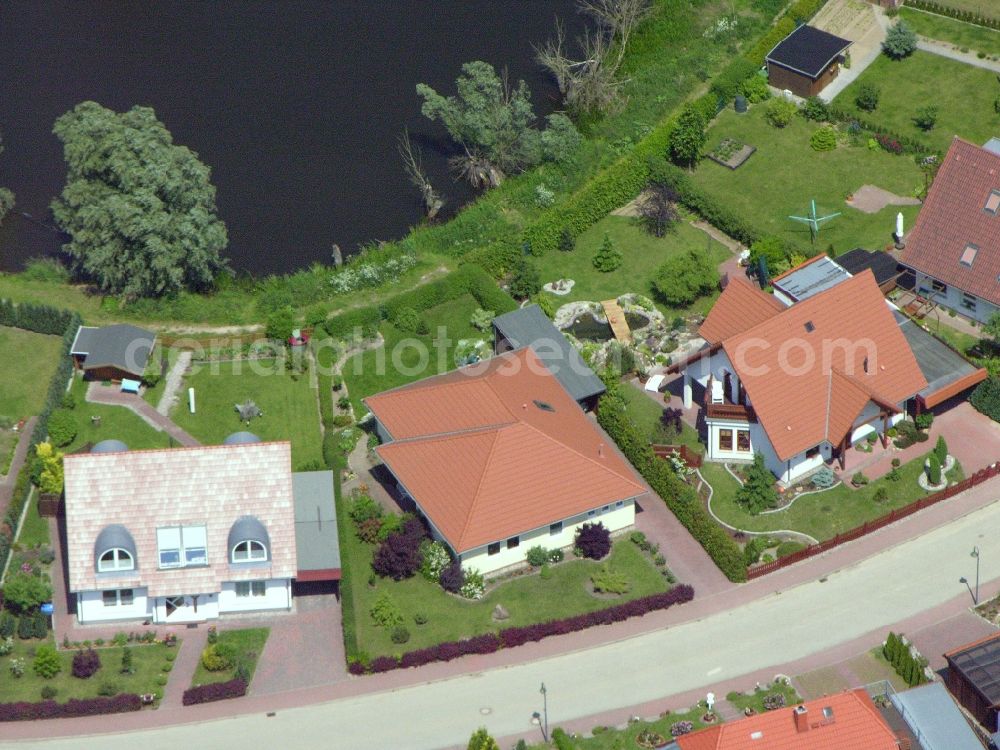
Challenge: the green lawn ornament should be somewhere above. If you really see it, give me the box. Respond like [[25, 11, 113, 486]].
[[789, 199, 840, 246]]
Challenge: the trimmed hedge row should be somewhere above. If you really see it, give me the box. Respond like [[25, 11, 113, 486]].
[[348, 585, 694, 675], [745, 0, 828, 66], [596, 378, 747, 582], [181, 678, 248, 706], [0, 300, 80, 575], [905, 0, 1000, 30], [323, 264, 516, 341], [0, 693, 142, 722], [826, 105, 933, 155]]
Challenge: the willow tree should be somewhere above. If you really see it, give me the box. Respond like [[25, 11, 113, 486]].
[[51, 101, 228, 298]]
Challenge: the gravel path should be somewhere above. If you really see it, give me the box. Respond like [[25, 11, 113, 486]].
[[156, 350, 193, 416]]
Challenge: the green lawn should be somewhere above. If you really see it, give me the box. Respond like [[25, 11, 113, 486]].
[[0, 326, 64, 421], [726, 681, 801, 714], [17, 490, 50, 547], [618, 384, 703, 454], [900, 7, 1000, 57], [140, 343, 182, 407], [835, 51, 1000, 152], [525, 705, 711, 750], [923, 0, 1000, 22], [534, 215, 731, 317], [190, 628, 269, 687], [690, 107, 924, 257], [0, 429, 17, 476], [170, 358, 323, 468], [343, 293, 485, 417], [0, 639, 176, 703], [65, 376, 171, 453], [703, 452, 964, 542], [344, 526, 668, 658]]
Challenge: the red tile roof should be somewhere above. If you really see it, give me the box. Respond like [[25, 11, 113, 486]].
[[677, 689, 899, 750], [699, 278, 785, 345], [902, 137, 1000, 306], [365, 348, 646, 553], [720, 271, 926, 460]]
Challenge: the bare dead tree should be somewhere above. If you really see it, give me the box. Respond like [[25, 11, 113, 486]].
[[535, 0, 651, 116], [449, 148, 504, 190], [637, 183, 680, 238], [397, 129, 445, 220]]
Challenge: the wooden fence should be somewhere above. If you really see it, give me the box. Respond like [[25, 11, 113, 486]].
[[652, 444, 703, 469], [746, 462, 1000, 580]]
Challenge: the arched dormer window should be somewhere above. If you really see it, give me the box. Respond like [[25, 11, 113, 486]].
[[94, 524, 137, 573], [228, 516, 270, 564]]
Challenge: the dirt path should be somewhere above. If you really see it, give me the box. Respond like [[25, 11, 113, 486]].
[[846, 184, 921, 214], [156, 350, 193, 415]]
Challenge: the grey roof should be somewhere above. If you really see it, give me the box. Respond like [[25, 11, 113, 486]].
[[72, 324, 155, 376], [492, 304, 606, 403], [91, 439, 129, 454], [984, 137, 1000, 156], [896, 313, 981, 399], [93, 524, 136, 571], [947, 634, 1000, 707], [891, 682, 982, 750], [766, 24, 852, 79], [772, 256, 851, 301], [292, 471, 340, 574], [227, 515, 271, 560], [223, 431, 262, 445]]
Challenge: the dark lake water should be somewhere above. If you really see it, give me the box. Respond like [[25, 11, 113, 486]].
[[0, 0, 581, 276]]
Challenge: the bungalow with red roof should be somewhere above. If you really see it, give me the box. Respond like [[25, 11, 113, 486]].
[[900, 137, 1000, 325], [671, 688, 902, 750], [63, 439, 340, 624], [364, 347, 646, 576]]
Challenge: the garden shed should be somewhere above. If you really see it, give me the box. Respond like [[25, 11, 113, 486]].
[[765, 24, 852, 98], [70, 323, 156, 382], [945, 632, 1000, 731]]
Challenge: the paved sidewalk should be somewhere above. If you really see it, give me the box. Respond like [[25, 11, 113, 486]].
[[0, 417, 37, 523], [160, 628, 209, 709], [86, 382, 199, 446]]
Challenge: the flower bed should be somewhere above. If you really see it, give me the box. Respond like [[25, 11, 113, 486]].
[[706, 139, 756, 170]]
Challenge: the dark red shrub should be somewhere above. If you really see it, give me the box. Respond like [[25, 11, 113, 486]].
[[439, 561, 464, 593], [347, 660, 367, 675], [71, 648, 101, 679], [372, 519, 427, 580], [370, 655, 399, 673], [182, 678, 247, 706], [434, 642, 464, 661], [0, 694, 141, 721], [574, 522, 611, 560], [464, 633, 501, 654]]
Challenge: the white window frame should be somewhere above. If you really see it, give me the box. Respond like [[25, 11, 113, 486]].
[[231, 539, 268, 563], [102, 588, 134, 607], [549, 521, 563, 536], [961, 292, 977, 312], [98, 547, 134, 572], [235, 581, 266, 598], [157, 525, 208, 569]]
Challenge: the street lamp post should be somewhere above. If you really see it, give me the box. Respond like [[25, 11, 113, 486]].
[[540, 683, 549, 743], [972, 546, 980, 605]]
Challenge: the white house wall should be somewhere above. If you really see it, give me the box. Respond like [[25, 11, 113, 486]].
[[77, 588, 152, 624], [458, 500, 636, 576], [219, 579, 292, 614], [914, 271, 998, 325], [151, 593, 219, 624]]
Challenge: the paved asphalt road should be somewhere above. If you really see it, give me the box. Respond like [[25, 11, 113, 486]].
[[8, 499, 998, 750]]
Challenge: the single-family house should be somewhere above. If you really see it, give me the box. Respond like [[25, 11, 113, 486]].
[[364, 347, 646, 576], [492, 303, 606, 409], [765, 24, 852, 98], [900, 137, 1000, 324], [670, 258, 985, 483], [63, 438, 340, 624], [70, 324, 156, 382], [670, 689, 904, 749]]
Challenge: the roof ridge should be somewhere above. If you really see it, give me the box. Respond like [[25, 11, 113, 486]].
[[384, 423, 512, 445], [456, 429, 503, 550], [64, 440, 291, 461], [823, 369, 833, 441]]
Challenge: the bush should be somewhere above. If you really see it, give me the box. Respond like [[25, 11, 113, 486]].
[[0, 612, 15, 638], [671, 720, 694, 736], [120, 647, 134, 675], [883, 21, 917, 60], [738, 74, 771, 104], [355, 517, 382, 544], [507, 258, 541, 299], [913, 105, 938, 132], [915, 412, 934, 430], [763, 693, 786, 710], [3, 572, 53, 613], [855, 83, 881, 112], [200, 642, 237, 672], [460, 568, 486, 600], [926, 454, 941, 485], [369, 590, 404, 628], [46, 409, 77, 447], [668, 105, 707, 167], [348, 494, 383, 527], [33, 645, 61, 679], [72, 648, 101, 679], [558, 227, 575, 252], [743, 537, 767, 566], [0, 636, 12, 656], [390, 625, 411, 645], [575, 522, 611, 560], [470, 308, 495, 332], [735, 455, 779, 514], [764, 98, 797, 128], [873, 486, 889, 503], [97, 680, 119, 697], [652, 249, 717, 306], [776, 541, 806, 558], [526, 545, 551, 568], [418, 540, 451, 582], [934, 435, 948, 465], [17, 616, 34, 641], [810, 466, 836, 489], [392, 306, 421, 333], [439, 561, 465, 593], [590, 564, 630, 594], [372, 517, 427, 580], [852, 471, 869, 486], [0, 693, 143, 721], [40, 686, 58, 700], [592, 234, 623, 273], [182, 679, 248, 706], [800, 96, 829, 122], [467, 727, 501, 750], [810, 126, 837, 152], [413, 612, 428, 625]]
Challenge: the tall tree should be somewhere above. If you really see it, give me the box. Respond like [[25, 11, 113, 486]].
[[51, 101, 228, 298]]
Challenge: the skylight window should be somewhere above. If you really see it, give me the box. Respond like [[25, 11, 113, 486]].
[[532, 399, 555, 412], [961, 243, 979, 267], [986, 190, 1000, 215], [804, 321, 815, 333]]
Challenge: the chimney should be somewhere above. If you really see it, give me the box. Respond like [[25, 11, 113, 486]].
[[793, 705, 809, 733], [598, 443, 604, 458]]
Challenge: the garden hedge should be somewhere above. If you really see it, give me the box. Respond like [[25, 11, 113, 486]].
[[745, 0, 828, 66], [596, 378, 747, 582], [181, 678, 248, 706], [0, 300, 80, 575], [904, 0, 1000, 30], [0, 693, 142, 721], [825, 105, 933, 155], [348, 585, 694, 674]]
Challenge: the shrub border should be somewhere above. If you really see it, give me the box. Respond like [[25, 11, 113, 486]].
[[0, 693, 142, 722], [181, 678, 248, 706]]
